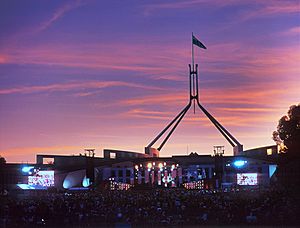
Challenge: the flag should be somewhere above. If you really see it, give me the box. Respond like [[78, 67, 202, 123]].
[[192, 35, 207, 49]]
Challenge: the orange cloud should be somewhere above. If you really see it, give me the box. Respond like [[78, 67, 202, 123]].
[[123, 109, 208, 122], [121, 81, 295, 108], [123, 106, 279, 127], [0, 145, 83, 162], [216, 107, 277, 113], [1, 145, 81, 156], [119, 77, 298, 129], [122, 92, 186, 106]]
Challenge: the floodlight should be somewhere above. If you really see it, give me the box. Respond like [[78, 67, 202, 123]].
[[22, 166, 34, 173], [233, 160, 247, 168]]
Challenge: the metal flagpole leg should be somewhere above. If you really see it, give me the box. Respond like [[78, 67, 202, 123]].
[[197, 101, 239, 147], [158, 103, 191, 151], [147, 103, 191, 148]]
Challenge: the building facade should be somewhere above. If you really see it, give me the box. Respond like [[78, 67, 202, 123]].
[[1, 147, 278, 193]]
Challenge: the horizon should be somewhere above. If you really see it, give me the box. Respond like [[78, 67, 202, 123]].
[[0, 0, 299, 163]]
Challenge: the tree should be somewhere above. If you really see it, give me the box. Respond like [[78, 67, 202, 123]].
[[273, 104, 300, 154], [0, 155, 6, 165]]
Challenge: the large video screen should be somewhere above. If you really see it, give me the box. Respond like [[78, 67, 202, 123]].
[[237, 173, 257, 185], [28, 170, 54, 187]]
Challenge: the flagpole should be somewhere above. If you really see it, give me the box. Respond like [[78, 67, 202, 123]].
[[192, 32, 194, 67], [192, 32, 195, 114]]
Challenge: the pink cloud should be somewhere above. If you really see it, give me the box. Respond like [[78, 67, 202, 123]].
[[239, 1, 300, 22], [150, 74, 187, 82], [203, 43, 300, 78], [280, 26, 300, 36], [144, 0, 300, 18], [0, 54, 8, 64], [37, 0, 85, 32], [143, 0, 254, 15], [0, 80, 163, 95], [1, 38, 299, 84], [2, 43, 186, 76]]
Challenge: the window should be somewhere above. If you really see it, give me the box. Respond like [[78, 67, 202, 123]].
[[205, 168, 209, 177], [267, 148, 272, 155], [43, 157, 54, 164], [118, 170, 123, 177], [111, 170, 115, 177], [110, 152, 116, 159], [258, 167, 262, 173], [226, 175, 230, 182]]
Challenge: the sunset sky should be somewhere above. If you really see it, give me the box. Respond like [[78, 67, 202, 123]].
[[0, 0, 299, 163]]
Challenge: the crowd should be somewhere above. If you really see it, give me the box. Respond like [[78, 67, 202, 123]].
[[1, 188, 299, 227]]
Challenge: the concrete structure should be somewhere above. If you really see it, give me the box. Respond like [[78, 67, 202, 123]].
[[242, 145, 278, 158], [1, 146, 278, 193]]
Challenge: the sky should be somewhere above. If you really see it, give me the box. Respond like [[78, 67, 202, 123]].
[[0, 0, 299, 163]]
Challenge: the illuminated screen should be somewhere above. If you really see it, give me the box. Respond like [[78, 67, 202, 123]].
[[237, 173, 258, 185], [28, 170, 54, 187]]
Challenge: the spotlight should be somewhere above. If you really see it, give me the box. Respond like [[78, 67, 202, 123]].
[[22, 166, 34, 173], [233, 160, 247, 168]]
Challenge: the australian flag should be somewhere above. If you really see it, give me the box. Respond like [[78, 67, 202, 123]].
[[192, 35, 207, 49]]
